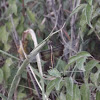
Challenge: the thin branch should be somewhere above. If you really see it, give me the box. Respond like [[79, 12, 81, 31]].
[[0, 50, 20, 61]]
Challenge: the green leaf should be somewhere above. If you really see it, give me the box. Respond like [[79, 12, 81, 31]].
[[85, 60, 98, 71], [92, 8, 100, 19], [96, 91, 100, 100], [64, 61, 74, 70], [0, 26, 9, 44], [70, 4, 87, 17], [27, 8, 36, 23], [3, 65, 11, 81], [69, 51, 91, 64], [0, 26, 10, 51], [38, 24, 45, 31], [17, 16, 24, 35], [6, 18, 19, 32], [60, 92, 66, 100], [88, 28, 94, 35], [90, 72, 99, 86], [48, 68, 61, 77], [85, 4, 93, 27], [56, 58, 67, 70], [80, 84, 90, 100], [86, 0, 93, 5], [76, 57, 86, 71], [0, 93, 7, 100], [18, 92, 26, 100], [96, 64, 100, 71], [65, 77, 73, 96], [6, 21, 12, 32], [4, 43, 11, 51], [80, 9, 87, 26], [9, 0, 17, 15], [13, 18, 19, 28], [73, 84, 81, 100], [0, 69, 3, 83], [79, 9, 87, 40], [55, 78, 62, 91], [65, 51, 90, 70], [85, 60, 98, 81], [2, 58, 12, 81], [66, 92, 73, 100], [5, 58, 12, 67], [46, 79, 57, 96], [96, 18, 100, 33]]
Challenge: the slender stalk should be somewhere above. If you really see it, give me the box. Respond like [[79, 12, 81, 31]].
[[7, 59, 29, 100], [0, 50, 20, 61]]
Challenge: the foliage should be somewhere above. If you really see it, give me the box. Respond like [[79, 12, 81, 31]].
[[0, 0, 100, 100]]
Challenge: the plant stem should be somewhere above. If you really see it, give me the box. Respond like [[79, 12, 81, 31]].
[[7, 59, 29, 100]]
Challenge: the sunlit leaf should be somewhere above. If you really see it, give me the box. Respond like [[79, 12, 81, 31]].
[[80, 9, 87, 27], [96, 91, 100, 100], [64, 62, 74, 70], [9, 0, 17, 15], [85, 60, 99, 81], [4, 43, 11, 51], [80, 84, 90, 100], [69, 51, 91, 64], [56, 58, 67, 70], [90, 72, 99, 86], [92, 8, 100, 19], [96, 18, 100, 33], [73, 84, 81, 100], [17, 16, 24, 35], [17, 92, 26, 100], [79, 9, 87, 40], [65, 51, 90, 70], [65, 77, 73, 96], [55, 78, 62, 91], [13, 18, 19, 28], [0, 26, 9, 44], [66, 93, 73, 100], [0, 93, 7, 100], [76, 57, 86, 71], [27, 8, 36, 23], [46, 79, 57, 96], [38, 24, 45, 31], [86, 0, 93, 5], [2, 58, 12, 81], [88, 28, 94, 35], [85, 60, 98, 71], [85, 4, 93, 27], [48, 68, 61, 77], [60, 92, 66, 100], [6, 21, 12, 32], [70, 4, 87, 17]]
